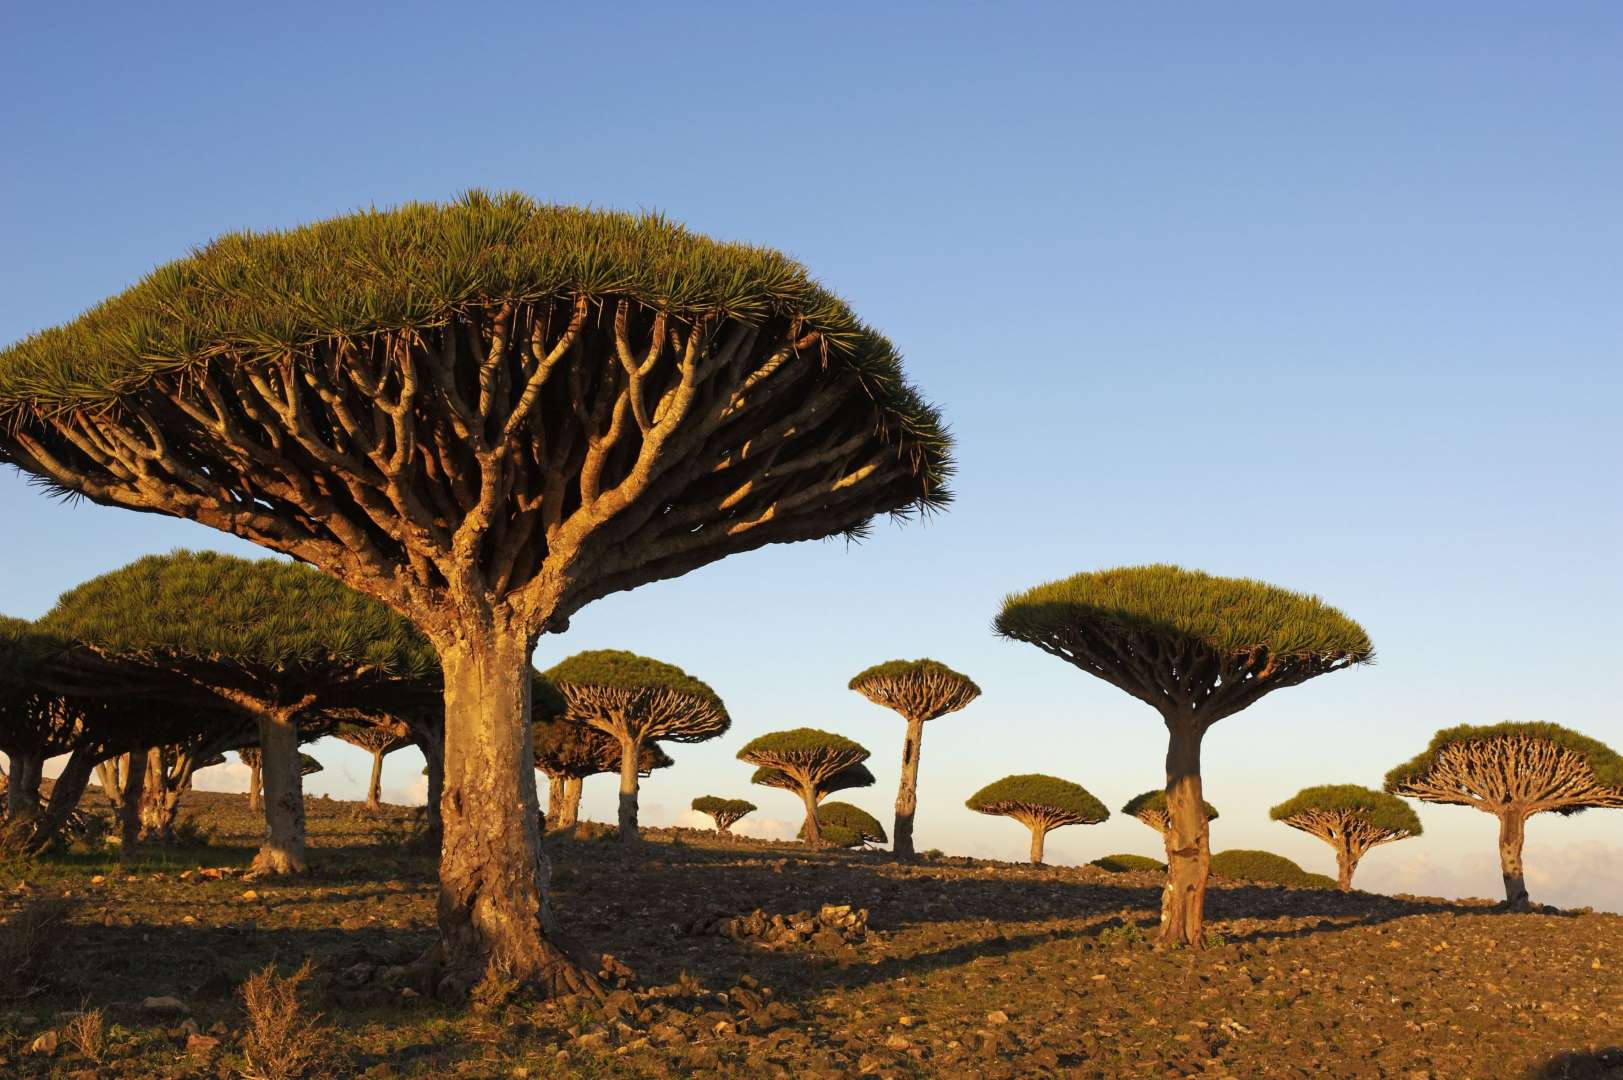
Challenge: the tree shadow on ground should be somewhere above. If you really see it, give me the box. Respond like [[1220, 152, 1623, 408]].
[[1525, 1048, 1623, 1079]]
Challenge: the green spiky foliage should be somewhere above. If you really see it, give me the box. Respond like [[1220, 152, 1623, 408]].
[[298, 752, 323, 776], [739, 729, 868, 759], [751, 762, 875, 800], [847, 659, 980, 703], [994, 564, 1370, 943], [1090, 854, 1167, 873], [1121, 790, 1219, 824], [691, 796, 757, 833], [800, 801, 888, 848], [544, 650, 722, 709], [1210, 850, 1336, 889], [966, 774, 1109, 865], [1270, 785, 1421, 834], [0, 191, 953, 992], [1383, 722, 1623, 907], [738, 729, 871, 847]]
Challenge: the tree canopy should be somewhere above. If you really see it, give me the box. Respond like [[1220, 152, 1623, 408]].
[[738, 728, 868, 760], [1385, 722, 1623, 797], [1122, 790, 1219, 822], [692, 796, 756, 817], [1270, 784, 1422, 835], [994, 564, 1373, 663], [544, 650, 722, 708], [966, 775, 1110, 822], [801, 802, 887, 848], [847, 659, 980, 720], [751, 762, 875, 797]]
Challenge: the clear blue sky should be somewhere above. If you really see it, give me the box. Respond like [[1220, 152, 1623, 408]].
[[2, 3, 1619, 908]]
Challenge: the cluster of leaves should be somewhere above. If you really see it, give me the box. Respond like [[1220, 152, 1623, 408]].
[[737, 728, 867, 759], [0, 191, 949, 499], [1121, 789, 1219, 821], [1090, 853, 1167, 873], [994, 564, 1373, 660], [39, 551, 436, 675], [847, 658, 979, 693], [965, 775, 1109, 821], [544, 650, 723, 707], [1210, 849, 1336, 889], [1384, 722, 1623, 791], [1269, 784, 1422, 834], [800, 802, 887, 847], [691, 796, 756, 817]]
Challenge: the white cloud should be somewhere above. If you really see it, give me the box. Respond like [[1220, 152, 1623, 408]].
[[191, 759, 252, 793], [1358, 839, 1623, 913]]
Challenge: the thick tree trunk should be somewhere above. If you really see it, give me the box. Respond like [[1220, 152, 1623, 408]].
[[1335, 844, 1358, 892], [431, 630, 596, 999], [96, 755, 128, 812], [1160, 723, 1210, 947], [892, 715, 924, 860], [5, 752, 42, 818], [617, 735, 641, 843], [1028, 823, 1046, 865], [248, 760, 263, 813], [414, 737, 443, 833], [367, 750, 384, 813], [560, 777, 582, 831], [113, 751, 146, 851], [801, 785, 823, 847], [1498, 809, 1530, 909], [252, 708, 307, 875], [34, 748, 97, 844], [138, 747, 175, 843], [546, 775, 566, 830]]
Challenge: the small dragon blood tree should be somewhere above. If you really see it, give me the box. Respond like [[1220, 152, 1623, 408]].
[[966, 774, 1108, 865], [39, 551, 434, 876], [1270, 784, 1421, 892], [533, 714, 671, 832], [995, 564, 1371, 945], [1122, 790, 1219, 858], [739, 729, 871, 847], [1385, 722, 1623, 908], [691, 796, 756, 835], [849, 658, 979, 859], [332, 716, 414, 813], [0, 193, 950, 995], [546, 650, 727, 842], [801, 801, 887, 848]]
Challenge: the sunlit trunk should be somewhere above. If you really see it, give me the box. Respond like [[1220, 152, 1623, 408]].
[[1160, 723, 1210, 947], [801, 784, 823, 847], [892, 715, 924, 860], [1498, 809, 1530, 909], [367, 749, 384, 813], [252, 707, 307, 875], [1028, 821, 1046, 865], [617, 735, 641, 843]]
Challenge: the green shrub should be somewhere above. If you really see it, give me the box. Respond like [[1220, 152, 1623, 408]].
[[1089, 853, 1166, 873], [1210, 849, 1335, 888]]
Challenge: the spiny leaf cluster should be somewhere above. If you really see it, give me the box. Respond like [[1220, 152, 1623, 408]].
[[737, 728, 868, 760], [691, 796, 756, 816], [1090, 854, 1167, 873], [965, 774, 1109, 822], [1121, 789, 1219, 821], [1210, 849, 1336, 889], [1384, 722, 1623, 791], [1270, 784, 1422, 835], [750, 763, 875, 794], [38, 551, 436, 675], [0, 191, 949, 500], [995, 564, 1373, 661], [847, 658, 979, 693], [801, 801, 887, 847], [544, 650, 723, 711]]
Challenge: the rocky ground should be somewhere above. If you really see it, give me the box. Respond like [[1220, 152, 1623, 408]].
[[1, 790, 1619, 1078]]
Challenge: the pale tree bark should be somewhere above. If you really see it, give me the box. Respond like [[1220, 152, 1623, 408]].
[[114, 752, 146, 851], [1335, 846, 1357, 892], [616, 735, 642, 843], [367, 749, 385, 812], [546, 775, 566, 829], [248, 758, 263, 812], [431, 630, 595, 999], [252, 707, 307, 875], [1028, 821, 1047, 865], [893, 716, 924, 860], [559, 777, 582, 831], [1161, 723, 1210, 948], [1498, 808, 1530, 909], [138, 747, 176, 842], [801, 785, 823, 847]]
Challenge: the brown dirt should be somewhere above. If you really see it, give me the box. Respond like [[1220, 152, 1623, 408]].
[[0, 790, 1618, 1078]]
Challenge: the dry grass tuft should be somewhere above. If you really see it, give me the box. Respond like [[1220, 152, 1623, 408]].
[[63, 1001, 105, 1063], [239, 959, 331, 1080]]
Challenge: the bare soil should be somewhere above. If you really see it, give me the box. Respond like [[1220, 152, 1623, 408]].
[[1, 790, 1619, 1078]]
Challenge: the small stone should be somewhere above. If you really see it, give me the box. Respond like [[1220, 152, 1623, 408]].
[[574, 1031, 610, 1050], [28, 1030, 58, 1055], [399, 987, 420, 1001], [90, 875, 105, 885], [986, 1009, 1010, 1025], [186, 1033, 220, 1055], [713, 1019, 734, 1036], [898, 1015, 918, 1026], [240, 889, 259, 901], [885, 1034, 911, 1050], [142, 995, 190, 1016], [179, 1017, 200, 1036]]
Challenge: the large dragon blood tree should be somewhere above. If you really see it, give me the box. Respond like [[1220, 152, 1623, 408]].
[[38, 551, 435, 875], [691, 796, 756, 835], [995, 565, 1372, 945], [1270, 784, 1421, 892], [739, 729, 872, 847], [0, 193, 950, 995], [966, 774, 1108, 865], [545, 650, 727, 842], [849, 658, 979, 859], [1385, 722, 1623, 908]]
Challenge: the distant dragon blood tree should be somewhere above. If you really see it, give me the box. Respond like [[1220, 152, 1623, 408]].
[[332, 716, 414, 813], [533, 715, 671, 832], [849, 658, 979, 860], [801, 801, 887, 848], [1269, 784, 1421, 892], [0, 193, 950, 996], [739, 729, 871, 847], [39, 551, 434, 876], [1385, 723, 1623, 908], [966, 774, 1108, 865], [546, 650, 727, 842], [995, 565, 1371, 946], [691, 796, 756, 835]]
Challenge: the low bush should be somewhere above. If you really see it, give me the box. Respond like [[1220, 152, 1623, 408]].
[[1211, 849, 1336, 888], [1090, 853, 1166, 873]]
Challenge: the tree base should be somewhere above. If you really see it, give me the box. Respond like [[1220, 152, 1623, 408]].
[[415, 931, 604, 1003], [250, 847, 306, 876]]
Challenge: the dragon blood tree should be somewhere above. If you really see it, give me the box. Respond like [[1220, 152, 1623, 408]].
[[238, 747, 265, 813], [1385, 722, 1623, 908], [966, 774, 1108, 865], [332, 715, 414, 812], [39, 551, 434, 876], [691, 796, 756, 835], [1122, 790, 1219, 855], [849, 658, 980, 859], [533, 714, 671, 832], [995, 564, 1371, 946], [801, 801, 888, 849], [546, 650, 727, 842], [739, 729, 872, 847], [751, 760, 876, 841], [1269, 784, 1420, 892], [0, 193, 951, 995]]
